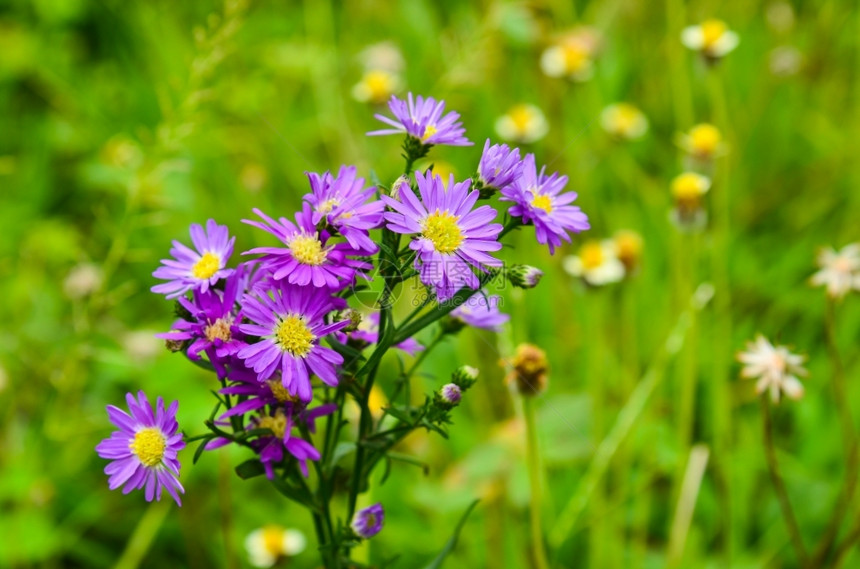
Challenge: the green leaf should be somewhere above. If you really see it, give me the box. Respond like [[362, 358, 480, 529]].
[[331, 441, 356, 467], [234, 459, 266, 480], [269, 476, 321, 513], [421, 500, 480, 569], [192, 436, 216, 465]]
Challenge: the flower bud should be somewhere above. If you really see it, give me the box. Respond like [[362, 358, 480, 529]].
[[452, 365, 479, 390], [505, 343, 549, 396], [335, 308, 362, 332], [389, 175, 410, 200], [164, 332, 187, 353], [439, 383, 462, 406], [508, 265, 544, 289]]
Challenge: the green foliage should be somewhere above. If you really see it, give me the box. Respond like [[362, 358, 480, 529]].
[[2, 0, 860, 567]]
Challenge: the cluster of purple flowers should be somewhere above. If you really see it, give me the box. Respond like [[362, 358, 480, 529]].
[[95, 93, 589, 525]]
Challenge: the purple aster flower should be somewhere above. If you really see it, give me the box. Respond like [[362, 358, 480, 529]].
[[158, 264, 251, 377], [382, 171, 503, 301], [477, 139, 523, 193], [95, 391, 185, 505], [243, 204, 369, 289], [351, 503, 385, 539], [304, 166, 385, 254], [451, 291, 509, 332], [250, 405, 335, 478], [368, 93, 472, 147], [500, 153, 590, 254], [152, 219, 235, 299], [335, 312, 424, 356], [440, 383, 462, 405], [236, 281, 349, 402]]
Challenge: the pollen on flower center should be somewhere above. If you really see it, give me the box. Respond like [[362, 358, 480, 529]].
[[130, 427, 166, 467], [701, 19, 727, 47], [267, 379, 299, 403], [530, 192, 553, 214], [275, 315, 315, 357], [421, 124, 438, 142], [258, 412, 287, 439], [289, 234, 327, 266], [318, 198, 340, 214], [205, 317, 233, 343], [192, 252, 221, 280], [580, 241, 605, 270], [563, 44, 588, 70], [261, 525, 287, 557], [690, 124, 721, 155], [422, 210, 464, 254]]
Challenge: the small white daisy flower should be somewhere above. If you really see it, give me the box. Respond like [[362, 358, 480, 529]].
[[737, 335, 807, 403], [563, 239, 625, 286], [681, 19, 739, 60], [245, 526, 306, 568], [810, 243, 860, 299], [600, 103, 649, 141], [494, 103, 549, 144]]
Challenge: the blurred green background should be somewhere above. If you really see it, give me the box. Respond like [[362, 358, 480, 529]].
[[2, 0, 859, 567]]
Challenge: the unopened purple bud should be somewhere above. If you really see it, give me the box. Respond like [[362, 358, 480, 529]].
[[440, 383, 462, 405]]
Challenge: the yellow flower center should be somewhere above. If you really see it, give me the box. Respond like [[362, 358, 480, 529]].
[[362, 70, 396, 103], [422, 210, 464, 254], [580, 241, 605, 270], [671, 173, 709, 205], [531, 192, 553, 214], [421, 124, 438, 142], [257, 411, 288, 439], [275, 315, 315, 357], [289, 234, 327, 266], [689, 124, 721, 156], [192, 252, 221, 280], [205, 317, 233, 343], [562, 43, 589, 72], [833, 256, 854, 274], [129, 427, 166, 467], [614, 231, 643, 267], [611, 104, 641, 134], [267, 379, 299, 403], [261, 525, 287, 557], [701, 19, 727, 48], [318, 198, 340, 214], [508, 105, 536, 133]]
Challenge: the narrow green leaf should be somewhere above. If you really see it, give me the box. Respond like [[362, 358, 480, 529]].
[[422, 500, 481, 569]]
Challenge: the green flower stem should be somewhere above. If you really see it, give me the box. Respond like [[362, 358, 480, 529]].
[[550, 284, 713, 549], [812, 299, 859, 564], [707, 64, 735, 561], [522, 395, 550, 569], [390, 327, 447, 405], [760, 398, 808, 567]]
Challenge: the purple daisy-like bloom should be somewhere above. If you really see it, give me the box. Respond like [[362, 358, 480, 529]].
[[304, 166, 385, 254], [335, 312, 424, 356], [152, 219, 235, 299], [451, 291, 510, 332], [500, 153, 590, 254], [477, 139, 523, 192], [368, 93, 472, 146], [158, 264, 251, 377], [351, 503, 385, 539], [243, 204, 369, 289], [382, 171, 503, 301], [95, 391, 185, 505], [236, 281, 349, 402]]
